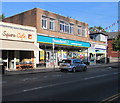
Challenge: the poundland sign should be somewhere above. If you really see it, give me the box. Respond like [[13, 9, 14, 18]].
[[37, 35, 90, 48]]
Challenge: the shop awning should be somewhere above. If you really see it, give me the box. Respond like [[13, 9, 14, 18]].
[[0, 39, 43, 51]]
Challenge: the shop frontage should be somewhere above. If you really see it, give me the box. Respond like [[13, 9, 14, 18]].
[[0, 22, 40, 70], [36, 34, 91, 68], [88, 43, 107, 65]]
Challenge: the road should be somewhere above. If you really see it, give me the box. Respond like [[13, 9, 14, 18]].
[[2, 66, 120, 102]]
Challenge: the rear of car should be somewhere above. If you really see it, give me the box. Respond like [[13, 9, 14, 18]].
[[59, 59, 73, 72], [59, 59, 87, 72]]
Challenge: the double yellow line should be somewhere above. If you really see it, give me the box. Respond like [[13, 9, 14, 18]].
[[98, 93, 120, 103]]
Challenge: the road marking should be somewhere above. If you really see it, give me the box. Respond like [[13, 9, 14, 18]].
[[23, 72, 120, 92], [84, 74, 109, 80], [84, 72, 120, 80], [98, 93, 120, 103]]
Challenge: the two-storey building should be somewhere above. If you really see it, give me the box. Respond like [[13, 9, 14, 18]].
[[89, 32, 108, 64], [3, 8, 92, 68]]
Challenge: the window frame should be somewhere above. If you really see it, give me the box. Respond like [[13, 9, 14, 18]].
[[69, 23, 74, 34], [77, 26, 82, 36], [82, 26, 86, 37], [49, 18, 55, 31], [42, 15, 47, 29]]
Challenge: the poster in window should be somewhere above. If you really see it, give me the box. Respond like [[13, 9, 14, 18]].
[[40, 50, 44, 60]]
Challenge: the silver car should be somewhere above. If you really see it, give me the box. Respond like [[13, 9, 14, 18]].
[[59, 59, 87, 72]]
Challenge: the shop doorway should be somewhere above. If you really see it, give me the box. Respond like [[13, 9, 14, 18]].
[[2, 50, 15, 70], [46, 51, 58, 68]]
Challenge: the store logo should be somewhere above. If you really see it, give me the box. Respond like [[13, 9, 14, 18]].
[[17, 33, 26, 39], [66, 40, 69, 44], [28, 34, 32, 39], [2, 31, 16, 38], [52, 39, 66, 44]]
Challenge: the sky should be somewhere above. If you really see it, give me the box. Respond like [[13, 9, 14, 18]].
[[1, 2, 119, 32]]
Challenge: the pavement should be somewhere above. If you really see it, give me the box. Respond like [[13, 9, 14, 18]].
[[2, 62, 120, 76]]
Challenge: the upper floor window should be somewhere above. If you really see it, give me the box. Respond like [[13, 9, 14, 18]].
[[65, 23, 69, 33], [49, 18, 55, 30], [42, 16, 47, 29], [60, 21, 74, 34], [82, 26, 86, 37], [78, 26, 82, 36], [70, 24, 74, 34], [60, 21, 65, 32]]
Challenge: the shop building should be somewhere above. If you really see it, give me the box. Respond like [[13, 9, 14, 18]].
[[89, 32, 108, 64], [0, 21, 40, 70], [3, 8, 92, 68]]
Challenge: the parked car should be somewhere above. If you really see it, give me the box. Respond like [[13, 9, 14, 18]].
[[59, 59, 87, 72]]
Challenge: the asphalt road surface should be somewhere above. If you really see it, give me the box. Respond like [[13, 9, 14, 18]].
[[2, 66, 120, 102]]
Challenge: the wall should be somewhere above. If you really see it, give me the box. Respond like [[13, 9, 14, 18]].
[[3, 8, 37, 27], [107, 40, 118, 58], [36, 8, 90, 42]]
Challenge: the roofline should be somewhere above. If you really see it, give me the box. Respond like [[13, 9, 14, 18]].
[[4, 8, 37, 19], [4, 7, 88, 26], [89, 32, 108, 36]]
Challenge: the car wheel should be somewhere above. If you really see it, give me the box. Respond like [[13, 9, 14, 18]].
[[83, 67, 87, 71], [72, 67, 76, 73]]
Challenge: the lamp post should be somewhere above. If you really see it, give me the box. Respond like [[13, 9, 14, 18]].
[[52, 41, 55, 70]]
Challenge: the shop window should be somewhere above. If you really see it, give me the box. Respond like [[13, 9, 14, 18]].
[[20, 51, 34, 62], [42, 16, 47, 29], [49, 18, 55, 30], [2, 50, 7, 60]]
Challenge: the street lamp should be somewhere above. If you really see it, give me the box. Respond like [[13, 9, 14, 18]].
[[52, 41, 55, 70]]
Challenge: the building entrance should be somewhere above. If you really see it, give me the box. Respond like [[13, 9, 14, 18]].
[[46, 51, 58, 68]]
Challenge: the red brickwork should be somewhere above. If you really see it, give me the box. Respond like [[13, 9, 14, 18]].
[[107, 40, 119, 57]]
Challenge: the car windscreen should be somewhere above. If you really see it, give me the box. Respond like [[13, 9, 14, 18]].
[[62, 60, 71, 63]]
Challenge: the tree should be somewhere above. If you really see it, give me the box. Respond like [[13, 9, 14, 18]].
[[112, 33, 120, 63], [112, 34, 120, 51], [0, 13, 5, 21], [89, 26, 106, 32]]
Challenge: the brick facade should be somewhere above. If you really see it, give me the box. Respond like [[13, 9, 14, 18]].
[[3, 8, 91, 43]]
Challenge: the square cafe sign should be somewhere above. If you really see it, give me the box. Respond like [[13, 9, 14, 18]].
[[0, 22, 36, 42]]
